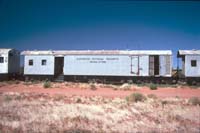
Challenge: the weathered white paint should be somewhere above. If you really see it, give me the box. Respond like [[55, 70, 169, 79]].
[[64, 55, 135, 76], [24, 55, 55, 75], [22, 50, 172, 77], [0, 49, 20, 74], [22, 50, 172, 56], [64, 55, 150, 76], [139, 56, 149, 76], [0, 53, 8, 74], [159, 55, 172, 77], [130, 56, 138, 75], [159, 56, 167, 76], [185, 55, 200, 77]]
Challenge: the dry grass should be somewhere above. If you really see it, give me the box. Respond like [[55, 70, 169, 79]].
[[126, 92, 147, 103], [147, 94, 158, 99], [0, 92, 200, 133], [119, 83, 131, 91], [99, 83, 133, 91]]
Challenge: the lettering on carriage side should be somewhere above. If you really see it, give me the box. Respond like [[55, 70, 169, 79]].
[[76, 58, 90, 60], [76, 57, 119, 63], [106, 57, 119, 60]]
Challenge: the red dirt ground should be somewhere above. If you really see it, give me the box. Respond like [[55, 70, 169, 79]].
[[0, 82, 200, 98]]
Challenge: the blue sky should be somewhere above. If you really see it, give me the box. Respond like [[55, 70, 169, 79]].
[[0, 0, 200, 67]]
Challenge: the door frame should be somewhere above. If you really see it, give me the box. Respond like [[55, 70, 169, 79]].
[[149, 55, 160, 76], [54, 56, 64, 76], [130, 56, 139, 75]]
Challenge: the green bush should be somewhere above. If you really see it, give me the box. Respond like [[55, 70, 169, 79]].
[[149, 84, 157, 90], [126, 93, 146, 103], [188, 97, 200, 106], [43, 81, 51, 88]]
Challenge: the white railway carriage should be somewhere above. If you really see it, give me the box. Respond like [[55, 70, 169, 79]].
[[177, 50, 200, 84], [0, 48, 20, 80], [22, 50, 172, 82], [178, 50, 200, 77]]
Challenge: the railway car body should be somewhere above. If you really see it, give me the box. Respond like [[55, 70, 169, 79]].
[[177, 50, 200, 84], [22, 50, 172, 82], [0, 49, 20, 80], [22, 51, 55, 80]]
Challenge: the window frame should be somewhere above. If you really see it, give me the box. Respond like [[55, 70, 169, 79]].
[[0, 57, 4, 63], [29, 59, 33, 66], [191, 60, 197, 67], [41, 59, 47, 66]]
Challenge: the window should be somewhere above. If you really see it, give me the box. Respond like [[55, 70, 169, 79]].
[[0, 57, 4, 63], [29, 60, 33, 66], [191, 60, 197, 67], [41, 60, 47, 65]]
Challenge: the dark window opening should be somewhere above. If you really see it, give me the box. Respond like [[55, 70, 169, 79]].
[[29, 60, 33, 66], [54, 57, 64, 75], [42, 60, 47, 65], [191, 60, 197, 67], [154, 55, 159, 75], [0, 57, 4, 63]]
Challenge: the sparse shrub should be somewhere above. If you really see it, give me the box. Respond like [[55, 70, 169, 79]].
[[54, 95, 65, 101], [192, 81, 197, 86], [103, 84, 117, 89], [147, 94, 157, 99], [23, 81, 32, 85], [113, 87, 118, 91], [43, 81, 51, 88], [53, 84, 61, 88], [15, 95, 22, 100], [31, 80, 40, 84], [126, 92, 146, 103], [64, 129, 92, 133], [90, 83, 97, 90], [172, 80, 177, 84], [127, 80, 133, 85], [79, 83, 90, 89], [150, 84, 157, 90], [175, 96, 180, 99], [7, 80, 20, 84], [13, 80, 20, 84], [161, 100, 168, 108], [136, 80, 142, 85], [88, 79, 96, 84], [0, 82, 6, 87], [76, 98, 82, 103], [4, 95, 12, 102], [65, 82, 71, 87], [136, 83, 146, 87], [188, 97, 200, 106]]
